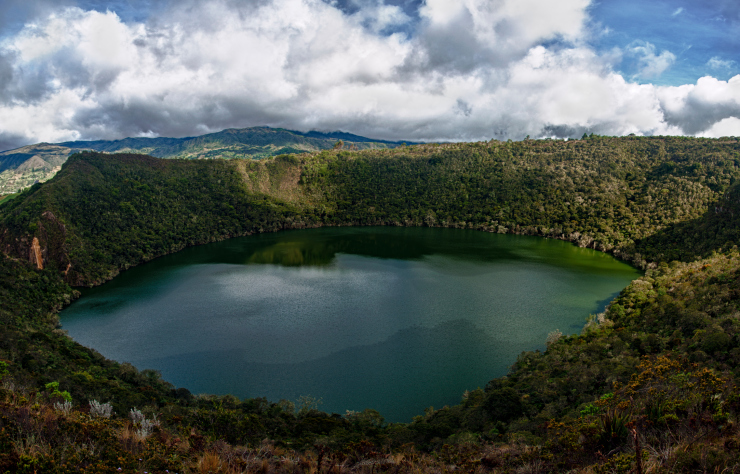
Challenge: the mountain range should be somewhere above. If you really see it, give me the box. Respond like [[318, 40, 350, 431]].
[[0, 126, 410, 194]]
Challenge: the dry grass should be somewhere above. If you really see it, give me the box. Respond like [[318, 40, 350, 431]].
[[194, 451, 226, 473]]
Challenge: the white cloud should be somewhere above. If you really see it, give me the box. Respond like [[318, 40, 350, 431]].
[[657, 75, 740, 135], [699, 117, 740, 137], [0, 88, 94, 144], [12, 9, 137, 69], [707, 56, 736, 70], [419, 0, 465, 25], [353, 2, 411, 34], [626, 41, 676, 79], [0, 0, 737, 150], [672, 7, 684, 17], [412, 0, 590, 73], [491, 46, 674, 137]]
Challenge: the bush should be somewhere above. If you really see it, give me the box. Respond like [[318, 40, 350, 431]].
[[89, 400, 113, 418]]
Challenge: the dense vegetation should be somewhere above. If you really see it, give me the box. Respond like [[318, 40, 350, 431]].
[[2, 135, 740, 472], [0, 126, 407, 194]]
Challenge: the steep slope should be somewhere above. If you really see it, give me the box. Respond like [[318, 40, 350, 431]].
[[0, 152, 322, 286], [633, 180, 740, 261]]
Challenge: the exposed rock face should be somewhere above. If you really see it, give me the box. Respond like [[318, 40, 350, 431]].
[[38, 211, 71, 277], [30, 237, 43, 269], [3, 210, 70, 274]]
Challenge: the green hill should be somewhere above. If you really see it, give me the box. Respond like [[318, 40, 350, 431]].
[[0, 126, 409, 194], [2, 135, 740, 472]]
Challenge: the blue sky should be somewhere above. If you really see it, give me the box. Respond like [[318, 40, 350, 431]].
[[0, 0, 739, 150], [588, 0, 739, 85]]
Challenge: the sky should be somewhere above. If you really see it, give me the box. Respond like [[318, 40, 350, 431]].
[[0, 0, 739, 151]]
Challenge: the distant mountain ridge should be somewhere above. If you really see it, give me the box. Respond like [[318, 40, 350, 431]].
[[0, 126, 411, 193]]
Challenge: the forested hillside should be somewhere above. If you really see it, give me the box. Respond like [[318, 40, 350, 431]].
[[0, 126, 407, 194], [1, 135, 740, 473]]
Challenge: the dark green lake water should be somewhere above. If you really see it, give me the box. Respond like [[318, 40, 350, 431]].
[[60, 227, 640, 422]]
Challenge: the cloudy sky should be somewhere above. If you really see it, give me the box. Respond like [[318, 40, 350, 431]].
[[0, 0, 739, 150]]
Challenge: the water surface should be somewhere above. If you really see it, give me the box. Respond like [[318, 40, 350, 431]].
[[61, 227, 640, 422]]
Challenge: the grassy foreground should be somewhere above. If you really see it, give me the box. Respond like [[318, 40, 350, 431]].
[[1, 136, 740, 472]]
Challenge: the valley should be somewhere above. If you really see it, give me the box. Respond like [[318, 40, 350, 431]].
[[1, 135, 740, 472]]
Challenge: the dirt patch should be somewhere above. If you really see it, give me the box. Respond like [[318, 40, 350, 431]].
[[30, 237, 43, 269]]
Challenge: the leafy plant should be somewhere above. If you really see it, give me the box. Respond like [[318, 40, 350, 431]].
[[45, 381, 72, 402]]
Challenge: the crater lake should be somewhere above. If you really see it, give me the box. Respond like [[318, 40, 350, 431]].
[[60, 227, 640, 422]]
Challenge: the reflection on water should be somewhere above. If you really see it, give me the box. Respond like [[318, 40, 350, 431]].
[[244, 227, 532, 267], [247, 241, 336, 266], [61, 227, 641, 422]]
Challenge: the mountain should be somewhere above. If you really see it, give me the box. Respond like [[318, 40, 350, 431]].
[[0, 126, 411, 194], [0, 143, 73, 193], [3, 135, 740, 472]]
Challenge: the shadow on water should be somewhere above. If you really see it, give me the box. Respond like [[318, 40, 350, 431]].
[[147, 319, 523, 423], [563, 290, 625, 332], [594, 290, 625, 314]]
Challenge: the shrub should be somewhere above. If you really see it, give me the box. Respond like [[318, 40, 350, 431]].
[[129, 408, 145, 424], [137, 417, 159, 438], [89, 400, 113, 418], [129, 407, 159, 438], [53, 400, 73, 415]]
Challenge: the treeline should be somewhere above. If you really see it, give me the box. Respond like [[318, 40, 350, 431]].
[[1, 136, 740, 472], [303, 136, 740, 264], [3, 137, 740, 285]]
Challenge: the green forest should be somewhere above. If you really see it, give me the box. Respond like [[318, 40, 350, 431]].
[[2, 135, 740, 473]]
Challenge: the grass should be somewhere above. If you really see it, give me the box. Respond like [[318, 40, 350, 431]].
[[0, 193, 19, 204]]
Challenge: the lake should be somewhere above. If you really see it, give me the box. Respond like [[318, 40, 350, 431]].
[[60, 227, 640, 422]]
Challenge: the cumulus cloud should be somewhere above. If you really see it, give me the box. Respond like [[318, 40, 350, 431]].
[[407, 0, 590, 73], [657, 75, 740, 135], [0, 0, 738, 151]]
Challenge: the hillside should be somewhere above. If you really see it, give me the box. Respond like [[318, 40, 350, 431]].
[[2, 135, 740, 472], [0, 126, 409, 194]]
